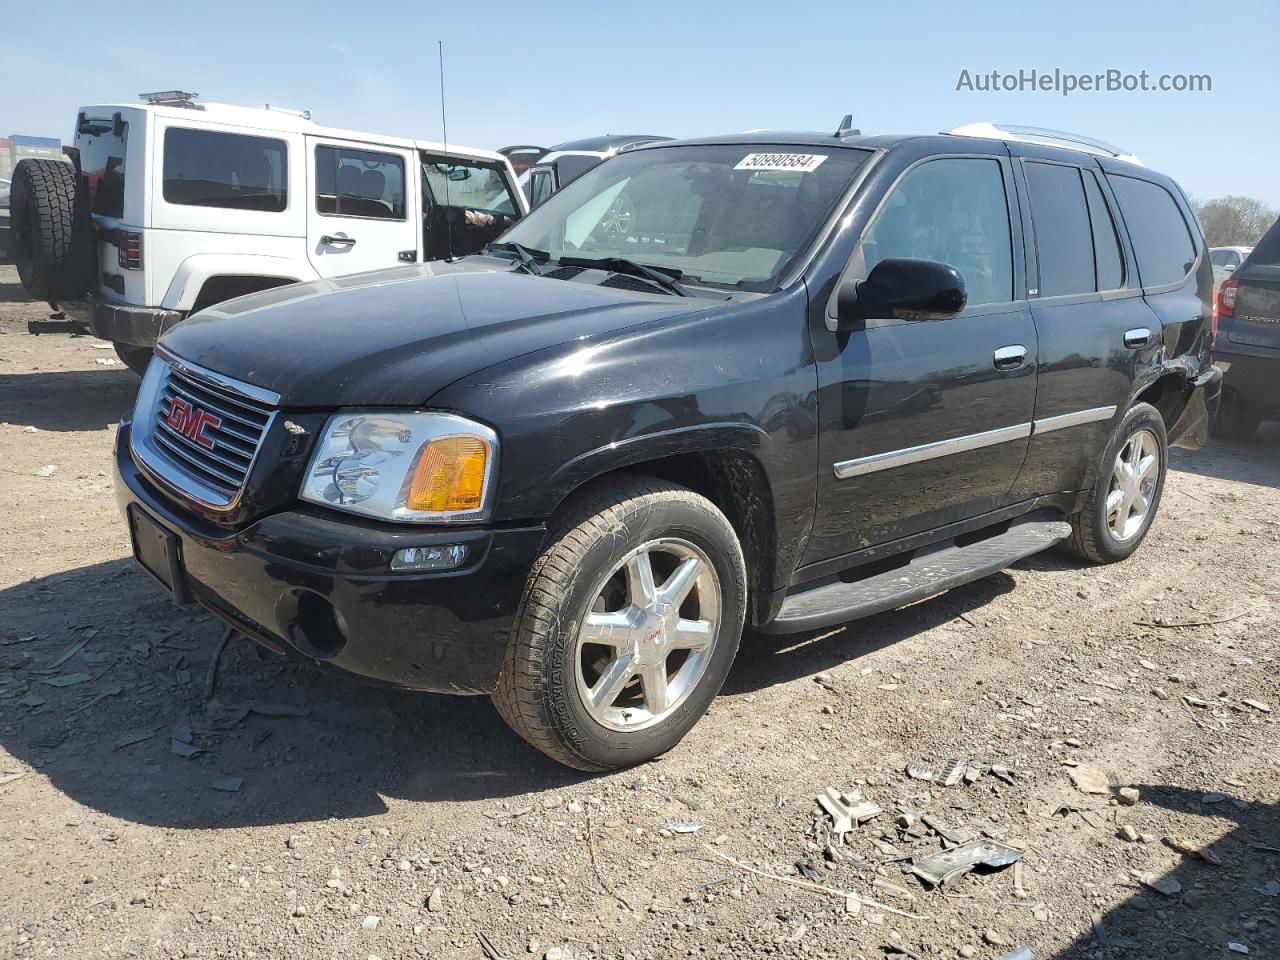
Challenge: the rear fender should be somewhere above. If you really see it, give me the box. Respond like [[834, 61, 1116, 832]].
[[162, 254, 314, 311]]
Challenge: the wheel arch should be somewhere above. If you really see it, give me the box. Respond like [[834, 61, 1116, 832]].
[[545, 432, 780, 627], [161, 254, 313, 311]]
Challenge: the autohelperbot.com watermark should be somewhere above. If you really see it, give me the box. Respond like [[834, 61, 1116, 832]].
[[956, 68, 1212, 96]]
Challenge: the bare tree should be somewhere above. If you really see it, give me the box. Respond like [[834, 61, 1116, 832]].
[[1191, 195, 1279, 248]]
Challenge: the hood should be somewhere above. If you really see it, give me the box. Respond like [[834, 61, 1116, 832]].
[[159, 260, 708, 407]]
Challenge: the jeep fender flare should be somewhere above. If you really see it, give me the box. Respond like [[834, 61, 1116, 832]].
[[161, 254, 316, 311]]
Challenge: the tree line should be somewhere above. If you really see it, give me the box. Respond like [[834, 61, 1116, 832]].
[[1191, 195, 1278, 248]]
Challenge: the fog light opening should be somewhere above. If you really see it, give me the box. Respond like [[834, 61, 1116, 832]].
[[290, 591, 348, 659], [390, 543, 468, 572]]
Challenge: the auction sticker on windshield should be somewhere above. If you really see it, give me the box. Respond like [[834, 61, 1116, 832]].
[[734, 153, 828, 172]]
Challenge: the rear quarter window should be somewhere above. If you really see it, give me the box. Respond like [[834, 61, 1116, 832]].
[[162, 128, 288, 212], [1251, 221, 1280, 267], [1106, 175, 1195, 287]]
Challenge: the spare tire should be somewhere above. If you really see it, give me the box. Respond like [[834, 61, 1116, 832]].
[[10, 158, 96, 302]]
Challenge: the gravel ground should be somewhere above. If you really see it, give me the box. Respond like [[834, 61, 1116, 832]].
[[1, 263, 1277, 960]]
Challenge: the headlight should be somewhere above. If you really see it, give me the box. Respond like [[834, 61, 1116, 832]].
[[299, 411, 497, 523]]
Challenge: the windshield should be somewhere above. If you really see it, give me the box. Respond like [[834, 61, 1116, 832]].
[[499, 144, 872, 290]]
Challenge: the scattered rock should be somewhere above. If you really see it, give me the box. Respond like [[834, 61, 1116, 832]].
[[1067, 764, 1111, 795], [427, 887, 444, 912], [1119, 824, 1140, 842], [1117, 787, 1140, 806], [984, 928, 1005, 946], [361, 915, 380, 931]]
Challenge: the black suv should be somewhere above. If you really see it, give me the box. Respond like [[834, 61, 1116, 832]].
[[1213, 217, 1280, 440], [115, 128, 1220, 770]]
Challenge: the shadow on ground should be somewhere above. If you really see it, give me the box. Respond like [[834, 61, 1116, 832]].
[[0, 554, 1016, 830], [1058, 785, 1278, 959], [0, 368, 139, 431], [1169, 424, 1280, 490]]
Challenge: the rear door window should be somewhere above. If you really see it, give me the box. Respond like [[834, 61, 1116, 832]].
[[163, 128, 287, 212], [861, 157, 1014, 307], [1106, 175, 1196, 287], [1083, 170, 1124, 291], [315, 146, 405, 220], [1025, 162, 1094, 297]]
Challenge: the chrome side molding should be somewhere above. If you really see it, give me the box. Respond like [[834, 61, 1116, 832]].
[[833, 405, 1119, 479], [833, 422, 1032, 479], [1032, 405, 1118, 435]]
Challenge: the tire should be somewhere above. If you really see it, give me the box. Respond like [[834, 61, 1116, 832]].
[[1212, 389, 1261, 442], [1064, 402, 1168, 564], [492, 475, 748, 771], [114, 344, 153, 376], [10, 158, 96, 302]]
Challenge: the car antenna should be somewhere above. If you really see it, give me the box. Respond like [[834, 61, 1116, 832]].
[[438, 40, 456, 261], [834, 113, 860, 137]]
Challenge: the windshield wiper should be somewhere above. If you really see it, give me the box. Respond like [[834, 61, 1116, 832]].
[[487, 240, 550, 277], [560, 256, 694, 297]]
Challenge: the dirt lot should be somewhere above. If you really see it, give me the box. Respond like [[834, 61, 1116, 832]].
[[1, 262, 1277, 960]]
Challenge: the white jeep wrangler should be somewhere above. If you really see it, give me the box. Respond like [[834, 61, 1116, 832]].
[[9, 91, 527, 372]]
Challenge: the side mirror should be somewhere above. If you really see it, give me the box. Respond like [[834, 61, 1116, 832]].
[[833, 257, 967, 331]]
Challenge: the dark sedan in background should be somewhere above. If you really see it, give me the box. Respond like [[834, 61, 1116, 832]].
[[1214, 218, 1280, 440]]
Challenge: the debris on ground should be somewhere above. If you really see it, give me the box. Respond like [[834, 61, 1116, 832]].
[[659, 818, 704, 834], [211, 776, 243, 793], [910, 838, 1024, 887], [817, 787, 882, 837], [1066, 764, 1111, 795]]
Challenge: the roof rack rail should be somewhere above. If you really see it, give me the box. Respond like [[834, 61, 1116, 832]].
[[140, 90, 200, 108], [943, 122, 1142, 165]]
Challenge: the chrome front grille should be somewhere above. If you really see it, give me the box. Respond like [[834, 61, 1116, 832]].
[[138, 354, 278, 508]]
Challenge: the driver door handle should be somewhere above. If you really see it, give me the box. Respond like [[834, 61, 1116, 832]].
[[321, 235, 357, 247], [993, 344, 1027, 371]]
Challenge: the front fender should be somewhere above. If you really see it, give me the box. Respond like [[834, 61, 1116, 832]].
[[161, 254, 315, 311]]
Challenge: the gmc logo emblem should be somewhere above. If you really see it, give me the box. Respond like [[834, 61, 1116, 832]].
[[164, 396, 221, 449]]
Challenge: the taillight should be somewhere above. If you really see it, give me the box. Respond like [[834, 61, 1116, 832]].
[[116, 230, 143, 270], [1214, 277, 1239, 343]]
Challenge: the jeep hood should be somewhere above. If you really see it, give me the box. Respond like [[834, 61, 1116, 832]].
[[159, 260, 707, 407]]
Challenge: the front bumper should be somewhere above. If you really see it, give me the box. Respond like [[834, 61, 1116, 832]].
[[63, 296, 185, 348], [1168, 364, 1223, 450], [1215, 348, 1280, 414], [115, 420, 545, 694]]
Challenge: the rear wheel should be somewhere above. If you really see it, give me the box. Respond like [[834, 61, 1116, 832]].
[[113, 344, 153, 376], [1212, 389, 1261, 442], [1064, 403, 1167, 564], [492, 476, 747, 771]]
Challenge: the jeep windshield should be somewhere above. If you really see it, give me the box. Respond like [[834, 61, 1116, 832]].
[[497, 144, 872, 291]]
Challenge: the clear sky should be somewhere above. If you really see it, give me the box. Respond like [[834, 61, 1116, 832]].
[[3, 0, 1275, 205]]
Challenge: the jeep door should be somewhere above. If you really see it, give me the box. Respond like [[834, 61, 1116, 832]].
[[305, 137, 419, 276], [805, 150, 1039, 563]]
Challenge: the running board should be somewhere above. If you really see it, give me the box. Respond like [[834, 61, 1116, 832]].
[[762, 518, 1072, 634]]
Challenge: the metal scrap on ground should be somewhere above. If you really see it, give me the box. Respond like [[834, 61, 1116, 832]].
[[911, 838, 1025, 887]]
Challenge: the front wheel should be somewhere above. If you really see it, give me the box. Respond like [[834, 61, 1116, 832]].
[[1064, 402, 1168, 564], [492, 476, 747, 771]]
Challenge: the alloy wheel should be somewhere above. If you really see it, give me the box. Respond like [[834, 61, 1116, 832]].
[[573, 538, 721, 731]]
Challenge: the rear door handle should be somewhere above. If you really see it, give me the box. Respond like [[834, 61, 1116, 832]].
[[993, 344, 1027, 371], [1124, 327, 1151, 349], [320, 235, 357, 247]]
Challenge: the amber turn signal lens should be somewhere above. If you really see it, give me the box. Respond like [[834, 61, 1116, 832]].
[[405, 436, 489, 513]]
